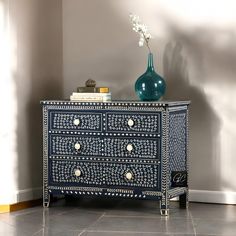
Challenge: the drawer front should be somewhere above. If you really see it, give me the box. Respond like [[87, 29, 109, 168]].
[[50, 135, 102, 156], [49, 110, 102, 131], [49, 160, 159, 189], [104, 138, 160, 159], [106, 112, 160, 133]]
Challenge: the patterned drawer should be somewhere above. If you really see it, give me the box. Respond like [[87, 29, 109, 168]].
[[104, 137, 160, 159], [106, 112, 160, 133], [50, 135, 102, 156], [49, 110, 102, 131], [49, 160, 159, 189]]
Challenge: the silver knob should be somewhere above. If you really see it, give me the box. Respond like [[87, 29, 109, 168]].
[[126, 144, 133, 152], [74, 143, 81, 150], [73, 118, 80, 126], [125, 172, 133, 180], [127, 118, 134, 127], [74, 169, 81, 177]]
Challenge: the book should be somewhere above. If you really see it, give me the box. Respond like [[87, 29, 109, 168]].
[[77, 87, 96, 93], [77, 87, 109, 93], [70, 92, 111, 102]]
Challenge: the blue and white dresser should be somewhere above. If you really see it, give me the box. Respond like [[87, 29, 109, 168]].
[[41, 100, 190, 215]]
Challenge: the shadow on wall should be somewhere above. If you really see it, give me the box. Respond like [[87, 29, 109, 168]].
[[163, 42, 221, 190], [14, 0, 63, 196], [62, 0, 152, 100]]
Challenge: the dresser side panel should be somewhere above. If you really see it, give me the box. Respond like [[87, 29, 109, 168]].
[[168, 106, 189, 193]]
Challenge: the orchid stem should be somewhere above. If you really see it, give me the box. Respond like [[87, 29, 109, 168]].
[[141, 31, 151, 53]]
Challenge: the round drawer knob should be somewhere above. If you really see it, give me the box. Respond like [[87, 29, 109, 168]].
[[127, 118, 134, 127], [74, 169, 81, 177], [73, 118, 80, 126], [126, 144, 133, 152], [125, 172, 133, 180], [74, 143, 81, 150]]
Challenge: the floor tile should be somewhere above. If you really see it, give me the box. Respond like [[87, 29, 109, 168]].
[[0, 221, 17, 236], [105, 200, 191, 218], [88, 215, 194, 233], [0, 199, 236, 236], [45, 208, 104, 231], [0, 210, 43, 236], [0, 206, 79, 235], [33, 228, 82, 236], [82, 232, 195, 236], [196, 235, 236, 236], [190, 202, 236, 220], [193, 218, 236, 235]]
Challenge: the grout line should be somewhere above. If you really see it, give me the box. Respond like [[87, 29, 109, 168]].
[[89, 212, 106, 225], [32, 228, 43, 236], [81, 212, 106, 232], [189, 210, 197, 236], [78, 229, 86, 236]]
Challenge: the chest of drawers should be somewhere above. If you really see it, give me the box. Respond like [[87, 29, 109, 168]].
[[41, 101, 190, 215]]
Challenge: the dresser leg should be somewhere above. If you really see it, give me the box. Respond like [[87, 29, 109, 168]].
[[160, 195, 169, 216], [43, 192, 50, 208], [43, 201, 50, 208], [179, 192, 188, 209], [160, 209, 169, 216]]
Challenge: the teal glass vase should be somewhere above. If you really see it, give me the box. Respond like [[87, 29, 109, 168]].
[[135, 53, 166, 101]]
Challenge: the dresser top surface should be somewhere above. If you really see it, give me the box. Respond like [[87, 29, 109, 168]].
[[41, 100, 190, 107]]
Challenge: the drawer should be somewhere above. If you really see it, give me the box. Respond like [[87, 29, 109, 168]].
[[49, 110, 102, 132], [50, 135, 102, 156], [104, 137, 160, 159], [49, 160, 159, 189], [106, 112, 160, 133]]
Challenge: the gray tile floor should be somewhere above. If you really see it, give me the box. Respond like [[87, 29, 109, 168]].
[[0, 197, 236, 236]]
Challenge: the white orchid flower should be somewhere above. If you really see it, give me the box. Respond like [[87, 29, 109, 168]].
[[129, 13, 152, 52]]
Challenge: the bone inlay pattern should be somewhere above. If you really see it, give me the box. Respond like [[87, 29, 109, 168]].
[[106, 113, 160, 133], [50, 135, 102, 156], [50, 160, 159, 188], [169, 111, 187, 172], [41, 101, 190, 215], [104, 138, 159, 159], [51, 112, 101, 131]]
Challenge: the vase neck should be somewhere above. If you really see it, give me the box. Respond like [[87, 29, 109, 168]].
[[146, 53, 155, 72]]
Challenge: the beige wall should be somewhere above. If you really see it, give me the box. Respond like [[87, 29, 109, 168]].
[[63, 0, 236, 200], [0, 0, 63, 203]]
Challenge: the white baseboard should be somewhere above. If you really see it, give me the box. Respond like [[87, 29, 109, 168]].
[[0, 187, 42, 205], [17, 187, 42, 203], [189, 190, 236, 204]]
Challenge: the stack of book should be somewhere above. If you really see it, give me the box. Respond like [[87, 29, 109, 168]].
[[70, 85, 111, 102]]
